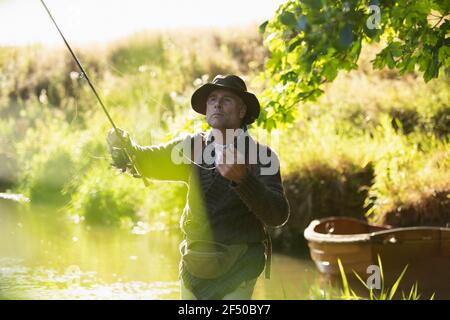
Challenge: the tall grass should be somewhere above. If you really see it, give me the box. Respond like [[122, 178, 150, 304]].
[[337, 256, 435, 300], [275, 62, 448, 238]]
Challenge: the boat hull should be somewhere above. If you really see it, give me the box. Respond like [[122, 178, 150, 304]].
[[304, 217, 450, 298]]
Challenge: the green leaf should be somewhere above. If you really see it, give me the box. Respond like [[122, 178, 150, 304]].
[[386, 50, 396, 68], [280, 70, 298, 84], [288, 38, 303, 52], [303, 0, 323, 10], [388, 264, 409, 299], [322, 60, 339, 81], [279, 11, 297, 28], [403, 56, 417, 73], [337, 258, 351, 298], [295, 15, 308, 32], [377, 255, 384, 291], [259, 20, 268, 34], [260, 0, 446, 127], [418, 53, 430, 71], [389, 42, 403, 57], [363, 23, 380, 39], [353, 270, 370, 290], [424, 49, 439, 82], [438, 46, 450, 66], [339, 24, 354, 49]]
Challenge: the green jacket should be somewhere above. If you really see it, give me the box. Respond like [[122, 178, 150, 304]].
[[118, 130, 290, 244]]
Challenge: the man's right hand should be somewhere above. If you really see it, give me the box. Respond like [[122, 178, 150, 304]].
[[107, 128, 132, 171], [107, 128, 130, 148]]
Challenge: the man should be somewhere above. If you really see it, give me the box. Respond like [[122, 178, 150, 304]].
[[107, 75, 290, 300]]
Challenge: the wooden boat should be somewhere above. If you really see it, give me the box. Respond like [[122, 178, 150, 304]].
[[304, 217, 450, 298]]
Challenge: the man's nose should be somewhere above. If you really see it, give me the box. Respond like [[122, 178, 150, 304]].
[[213, 99, 223, 109]]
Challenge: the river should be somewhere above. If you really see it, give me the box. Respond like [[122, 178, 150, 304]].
[[0, 202, 321, 300]]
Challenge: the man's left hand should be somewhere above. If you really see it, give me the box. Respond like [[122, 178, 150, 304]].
[[216, 148, 247, 184]]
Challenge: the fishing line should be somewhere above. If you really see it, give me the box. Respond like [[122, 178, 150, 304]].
[[105, 61, 217, 170], [41, 1, 241, 173]]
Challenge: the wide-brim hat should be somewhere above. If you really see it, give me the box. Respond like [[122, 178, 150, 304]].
[[191, 74, 260, 125]]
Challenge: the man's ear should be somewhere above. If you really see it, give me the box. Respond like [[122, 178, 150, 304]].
[[239, 103, 247, 119]]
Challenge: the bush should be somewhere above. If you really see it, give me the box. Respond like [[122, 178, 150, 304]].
[[15, 122, 77, 205], [69, 165, 146, 226]]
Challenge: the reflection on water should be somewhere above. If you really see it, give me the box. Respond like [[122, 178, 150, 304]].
[[0, 203, 319, 300], [0, 257, 179, 299]]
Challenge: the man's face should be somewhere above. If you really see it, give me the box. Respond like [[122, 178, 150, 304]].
[[205, 89, 247, 130]]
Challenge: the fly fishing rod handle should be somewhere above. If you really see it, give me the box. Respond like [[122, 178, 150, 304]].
[[111, 129, 150, 187], [123, 149, 151, 187]]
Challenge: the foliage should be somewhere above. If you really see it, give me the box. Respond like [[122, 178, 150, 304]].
[[15, 120, 76, 205], [275, 70, 449, 230], [69, 165, 145, 226], [364, 116, 450, 224], [259, 0, 450, 129], [337, 255, 434, 300], [0, 27, 448, 232]]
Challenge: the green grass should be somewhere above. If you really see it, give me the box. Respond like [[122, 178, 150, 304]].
[[337, 256, 435, 300]]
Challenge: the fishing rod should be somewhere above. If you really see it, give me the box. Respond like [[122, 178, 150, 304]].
[[39, 0, 150, 186]]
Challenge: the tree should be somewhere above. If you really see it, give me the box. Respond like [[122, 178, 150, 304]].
[[258, 0, 449, 130]]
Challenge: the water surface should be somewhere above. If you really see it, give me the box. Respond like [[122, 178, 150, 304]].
[[0, 203, 320, 299]]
